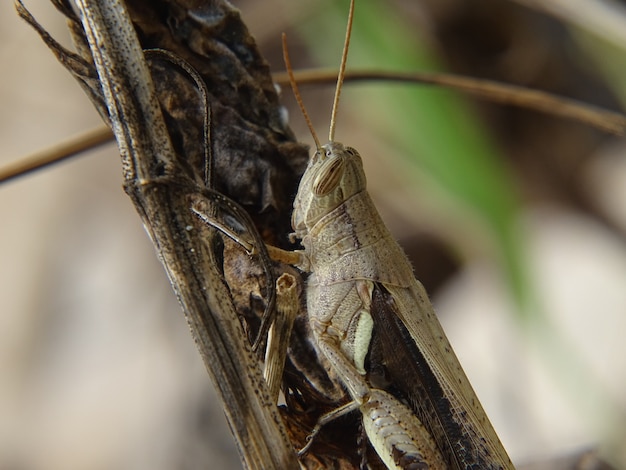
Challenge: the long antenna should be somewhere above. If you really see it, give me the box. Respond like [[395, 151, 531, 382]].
[[282, 33, 321, 150], [328, 0, 355, 142]]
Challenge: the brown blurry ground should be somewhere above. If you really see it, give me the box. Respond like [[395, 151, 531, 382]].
[[1, 1, 625, 469]]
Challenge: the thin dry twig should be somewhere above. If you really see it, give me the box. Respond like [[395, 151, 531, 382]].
[[0, 126, 112, 184], [274, 68, 626, 135]]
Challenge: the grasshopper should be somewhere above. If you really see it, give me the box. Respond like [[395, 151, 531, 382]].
[[11, 0, 626, 468], [266, 0, 517, 468]]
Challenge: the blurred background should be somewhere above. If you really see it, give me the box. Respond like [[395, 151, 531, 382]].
[[1, 0, 625, 468]]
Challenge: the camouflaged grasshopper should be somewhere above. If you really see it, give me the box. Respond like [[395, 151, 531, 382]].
[[265, 0, 517, 468]]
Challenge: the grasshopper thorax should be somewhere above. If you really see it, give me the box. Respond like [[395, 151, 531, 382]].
[[291, 141, 367, 239]]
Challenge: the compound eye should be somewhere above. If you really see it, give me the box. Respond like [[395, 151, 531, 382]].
[[313, 157, 345, 196]]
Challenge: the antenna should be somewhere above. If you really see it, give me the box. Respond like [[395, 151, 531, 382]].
[[328, 0, 355, 142], [282, 33, 321, 150]]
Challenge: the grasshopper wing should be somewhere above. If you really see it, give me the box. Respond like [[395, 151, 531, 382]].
[[369, 282, 514, 470]]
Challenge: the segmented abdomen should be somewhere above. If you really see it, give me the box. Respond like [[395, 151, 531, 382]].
[[361, 389, 446, 470]]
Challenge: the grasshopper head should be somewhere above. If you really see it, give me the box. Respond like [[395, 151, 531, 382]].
[[283, 0, 360, 241], [291, 141, 367, 238]]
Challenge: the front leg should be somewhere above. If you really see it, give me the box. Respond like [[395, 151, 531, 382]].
[[265, 244, 310, 272]]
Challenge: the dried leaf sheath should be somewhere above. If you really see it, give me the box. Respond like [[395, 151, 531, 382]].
[[15, 0, 313, 468]]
